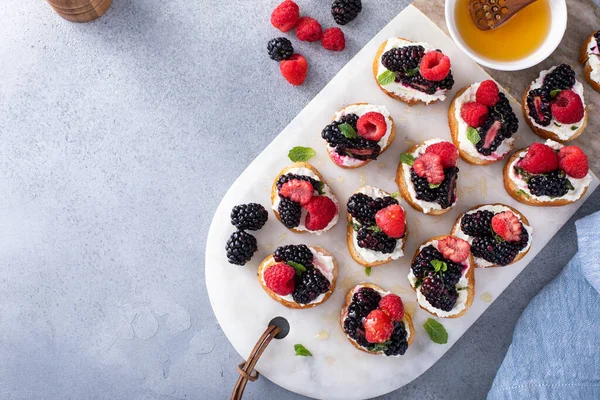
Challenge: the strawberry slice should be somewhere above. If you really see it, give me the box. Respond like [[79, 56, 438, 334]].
[[305, 196, 337, 231], [425, 141, 458, 168], [375, 204, 406, 238], [356, 112, 387, 141], [413, 153, 445, 185], [363, 309, 394, 344], [279, 179, 314, 205], [481, 120, 502, 150], [438, 236, 470, 263], [491, 211, 522, 242]]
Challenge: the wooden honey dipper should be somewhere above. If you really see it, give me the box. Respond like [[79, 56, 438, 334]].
[[468, 0, 537, 30], [46, 0, 112, 23]]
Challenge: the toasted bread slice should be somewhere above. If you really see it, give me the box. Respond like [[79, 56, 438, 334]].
[[450, 203, 532, 268], [271, 162, 339, 233], [409, 235, 475, 318], [503, 150, 589, 207], [340, 283, 414, 354], [579, 32, 600, 93], [346, 187, 408, 267], [257, 246, 337, 309], [449, 86, 513, 165], [325, 102, 396, 169]]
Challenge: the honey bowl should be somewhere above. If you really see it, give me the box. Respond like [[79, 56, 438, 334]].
[[445, 0, 567, 71]]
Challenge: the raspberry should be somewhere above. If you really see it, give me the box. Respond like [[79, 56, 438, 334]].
[[550, 90, 585, 124], [321, 27, 345, 51], [279, 179, 314, 205], [419, 51, 451, 82], [280, 54, 308, 86], [378, 294, 404, 321], [295, 17, 323, 42], [476, 80, 500, 107], [558, 145, 589, 179], [304, 196, 337, 231], [518, 143, 559, 174], [425, 141, 458, 169], [438, 236, 470, 263], [271, 1, 300, 32], [375, 204, 406, 239], [356, 112, 386, 141], [491, 211, 523, 242], [363, 309, 394, 343], [460, 102, 489, 128], [413, 153, 445, 185], [264, 263, 296, 296]]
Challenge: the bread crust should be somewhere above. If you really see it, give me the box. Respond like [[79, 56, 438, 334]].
[[326, 102, 396, 169], [450, 203, 532, 268], [257, 246, 338, 309], [395, 143, 453, 216], [410, 235, 475, 318], [346, 187, 408, 267], [448, 86, 512, 166], [521, 83, 588, 143], [579, 32, 600, 93], [270, 162, 339, 233], [340, 283, 415, 354], [372, 38, 441, 106], [502, 150, 588, 206]]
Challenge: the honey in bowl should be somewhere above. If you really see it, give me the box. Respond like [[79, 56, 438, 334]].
[[454, 0, 552, 61]]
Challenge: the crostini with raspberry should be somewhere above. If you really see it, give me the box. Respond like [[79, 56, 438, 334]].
[[579, 30, 600, 93]]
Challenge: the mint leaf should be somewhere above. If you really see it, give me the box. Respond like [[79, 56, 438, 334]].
[[313, 180, 325, 195], [423, 318, 448, 344], [467, 127, 481, 145], [365, 267, 372, 276], [571, 125, 579, 131], [494, 233, 505, 243], [430, 259, 447, 272], [517, 189, 530, 198], [288, 146, 316, 162], [349, 221, 361, 231], [550, 89, 561, 98], [404, 67, 419, 77], [339, 123, 359, 139], [367, 226, 382, 233], [377, 70, 396, 85], [287, 261, 306, 276], [294, 344, 312, 356], [429, 183, 441, 189], [554, 122, 562, 127], [369, 341, 390, 352], [566, 179, 575, 191], [400, 153, 415, 166], [515, 167, 532, 182], [415, 278, 423, 288], [390, 191, 400, 198]]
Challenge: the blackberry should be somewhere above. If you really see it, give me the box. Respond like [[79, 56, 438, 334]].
[[346, 193, 398, 225], [472, 236, 519, 266], [267, 37, 293, 61], [292, 267, 330, 304], [595, 30, 600, 42], [347, 287, 381, 320], [403, 74, 439, 95], [384, 321, 409, 356], [230, 203, 268, 231], [420, 275, 458, 312], [338, 113, 359, 129], [542, 64, 576, 91], [442, 260, 464, 287], [528, 170, 571, 197], [331, 0, 362, 25], [321, 122, 381, 160], [436, 70, 455, 91], [410, 169, 438, 202], [343, 316, 370, 348], [461, 210, 494, 237], [515, 228, 530, 251], [492, 93, 519, 135], [526, 88, 552, 126], [437, 167, 459, 209], [381, 46, 425, 73], [278, 197, 301, 228], [476, 116, 508, 156], [356, 226, 398, 253], [276, 173, 321, 193], [225, 231, 257, 265], [411, 245, 442, 279], [274, 244, 314, 268]]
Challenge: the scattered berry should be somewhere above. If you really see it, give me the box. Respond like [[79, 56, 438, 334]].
[[475, 80, 500, 106], [271, 0, 300, 32], [305, 196, 337, 231], [413, 153, 445, 185], [518, 143, 559, 174], [264, 263, 296, 296], [438, 236, 470, 263], [363, 309, 394, 343], [295, 17, 323, 42], [267, 37, 294, 61], [230, 203, 268, 231], [279, 179, 314, 205], [280, 54, 308, 86], [225, 231, 258, 265], [356, 112, 387, 141], [375, 204, 406, 239], [381, 45, 425, 73], [425, 141, 458, 169], [526, 88, 552, 126], [491, 211, 523, 242], [274, 244, 314, 268], [551, 90, 585, 124], [558, 145, 589, 179], [321, 27, 345, 51], [292, 267, 330, 303], [542, 64, 576, 92], [378, 294, 404, 321], [528, 170, 570, 197], [460, 102, 489, 128], [278, 197, 302, 228], [331, 0, 362, 25], [419, 51, 451, 82]]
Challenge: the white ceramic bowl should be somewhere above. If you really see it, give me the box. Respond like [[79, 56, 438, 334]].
[[445, 0, 567, 71]]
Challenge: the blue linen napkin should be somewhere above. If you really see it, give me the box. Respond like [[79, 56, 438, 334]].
[[487, 211, 600, 399]]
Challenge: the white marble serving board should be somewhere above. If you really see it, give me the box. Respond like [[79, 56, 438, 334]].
[[205, 5, 598, 400]]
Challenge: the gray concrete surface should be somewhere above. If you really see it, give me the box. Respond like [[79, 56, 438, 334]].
[[0, 1, 598, 399]]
